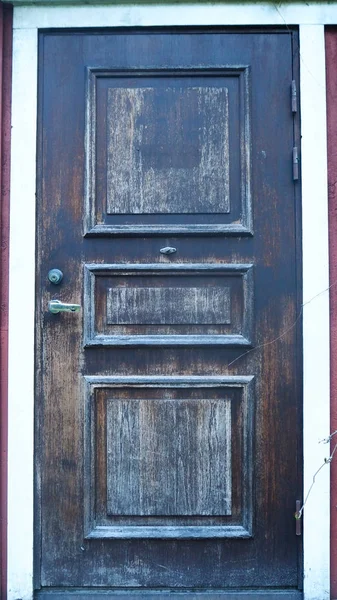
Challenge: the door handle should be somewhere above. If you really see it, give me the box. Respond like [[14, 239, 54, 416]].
[[48, 299, 81, 314], [160, 246, 177, 255]]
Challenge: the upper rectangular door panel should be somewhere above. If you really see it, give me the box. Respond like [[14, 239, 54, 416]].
[[85, 67, 252, 235]]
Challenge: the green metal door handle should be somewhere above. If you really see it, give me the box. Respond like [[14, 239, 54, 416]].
[[48, 299, 81, 314]]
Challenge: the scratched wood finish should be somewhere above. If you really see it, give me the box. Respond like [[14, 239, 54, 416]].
[[107, 86, 229, 214], [36, 30, 302, 594], [106, 286, 231, 325], [106, 396, 231, 516]]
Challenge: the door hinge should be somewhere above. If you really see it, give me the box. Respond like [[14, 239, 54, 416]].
[[291, 80, 297, 113], [295, 500, 302, 536], [293, 147, 299, 181]]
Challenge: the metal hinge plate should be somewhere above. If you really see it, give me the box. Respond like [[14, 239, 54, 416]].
[[295, 500, 302, 535], [291, 80, 297, 113], [293, 147, 299, 181]]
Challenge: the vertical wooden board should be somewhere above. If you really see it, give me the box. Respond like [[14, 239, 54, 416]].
[[106, 398, 231, 516]]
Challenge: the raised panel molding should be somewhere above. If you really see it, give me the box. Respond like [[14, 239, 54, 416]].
[[83, 376, 255, 540], [84, 67, 252, 236], [36, 590, 303, 599], [83, 263, 254, 346]]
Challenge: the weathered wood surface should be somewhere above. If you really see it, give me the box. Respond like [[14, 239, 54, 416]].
[[106, 397, 231, 515], [107, 86, 229, 214], [36, 29, 302, 594], [107, 286, 231, 325]]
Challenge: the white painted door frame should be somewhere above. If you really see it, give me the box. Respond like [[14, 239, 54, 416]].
[[7, 4, 333, 599]]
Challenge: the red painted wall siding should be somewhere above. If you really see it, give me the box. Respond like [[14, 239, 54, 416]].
[[0, 5, 12, 599], [326, 28, 337, 600]]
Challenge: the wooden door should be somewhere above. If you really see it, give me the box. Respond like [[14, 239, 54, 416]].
[[36, 28, 302, 598]]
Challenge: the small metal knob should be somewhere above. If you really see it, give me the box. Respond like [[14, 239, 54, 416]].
[[48, 269, 63, 285], [160, 247, 177, 255]]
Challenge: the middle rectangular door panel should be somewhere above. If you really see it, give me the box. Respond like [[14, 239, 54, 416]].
[[84, 264, 253, 345]]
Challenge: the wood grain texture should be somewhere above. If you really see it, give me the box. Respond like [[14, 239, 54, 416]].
[[107, 86, 229, 214], [107, 286, 231, 325], [106, 397, 231, 516]]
